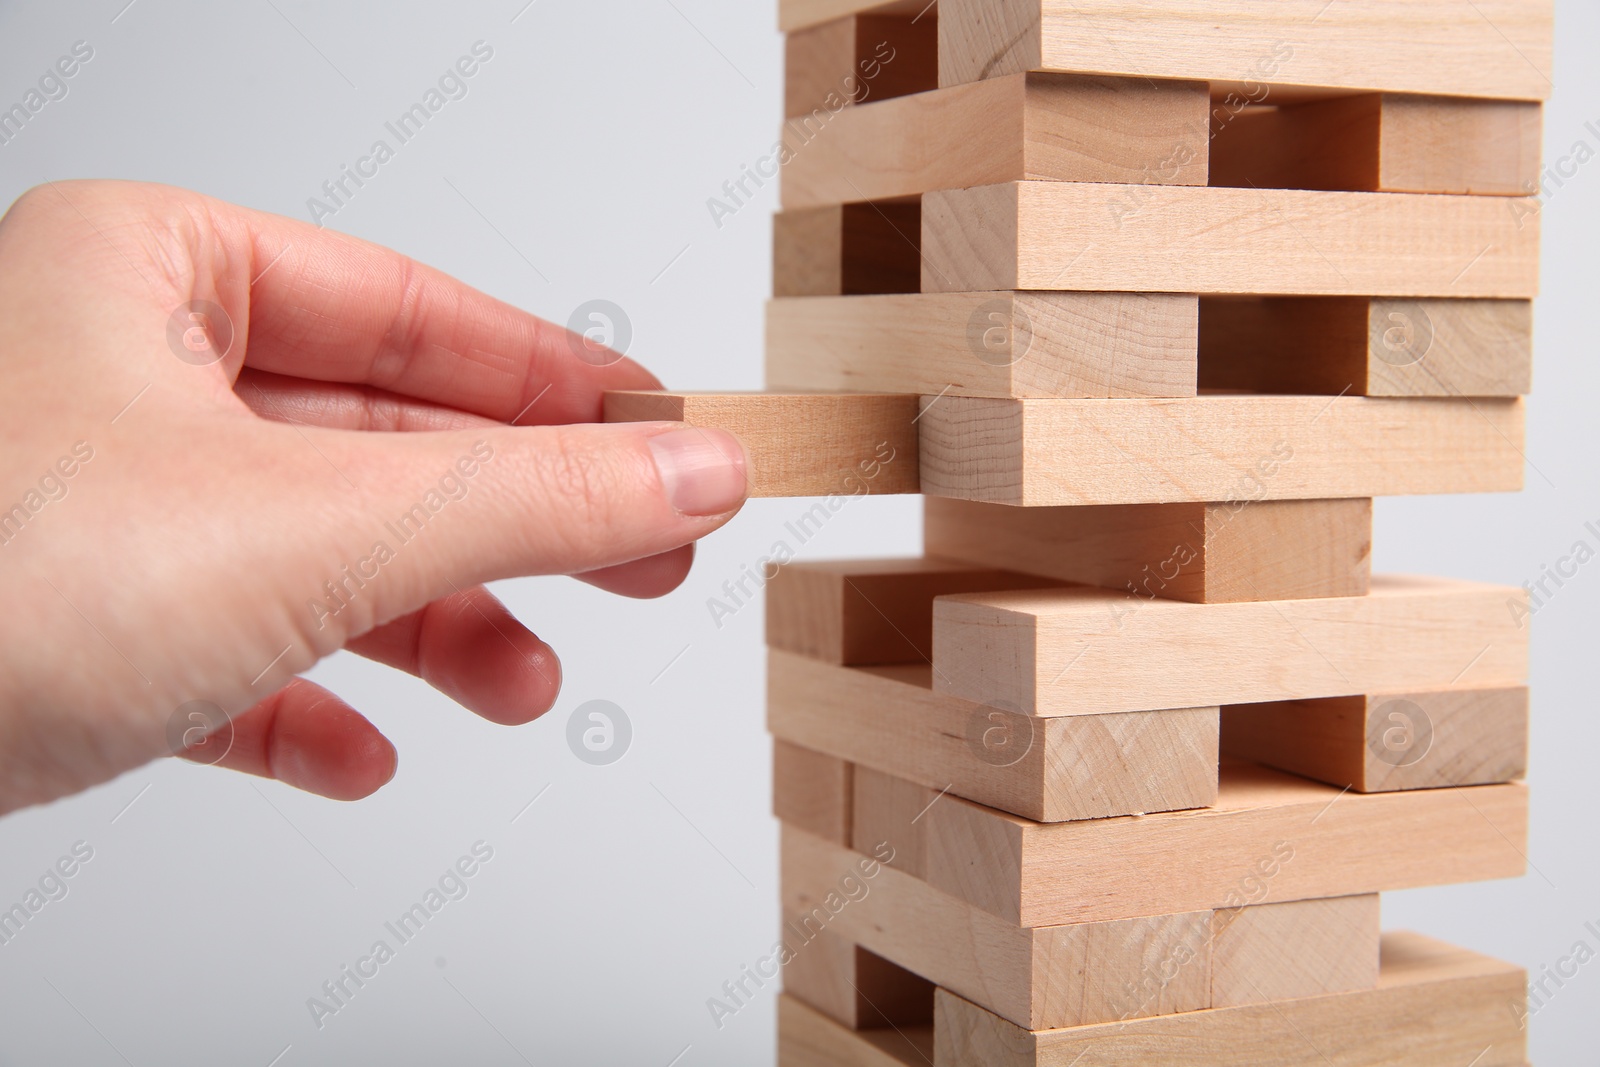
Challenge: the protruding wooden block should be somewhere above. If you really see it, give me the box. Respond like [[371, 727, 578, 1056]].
[[1209, 94, 1542, 196], [1200, 297, 1534, 397], [782, 920, 935, 1030], [924, 497, 1372, 602], [779, 992, 931, 1067], [774, 739, 855, 845], [917, 395, 1524, 506], [774, 202, 921, 297], [767, 292, 1199, 399], [920, 182, 1539, 298], [934, 0, 1554, 100], [932, 575, 1527, 716], [1210, 895, 1381, 1007], [784, 825, 1214, 1030], [782, 73, 1207, 209], [766, 557, 1051, 666], [881, 760, 1527, 927], [785, 11, 937, 119], [933, 932, 1527, 1067], [767, 650, 1221, 823], [603, 391, 918, 497], [1221, 687, 1530, 792]]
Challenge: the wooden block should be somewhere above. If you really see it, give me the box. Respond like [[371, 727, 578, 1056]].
[[932, 575, 1527, 716], [779, 993, 931, 1067], [1210, 94, 1543, 196], [933, 932, 1527, 1067], [853, 764, 935, 874], [1210, 894, 1380, 1007], [775, 739, 855, 845], [782, 919, 935, 1030], [920, 182, 1539, 298], [783, 825, 1214, 1029], [881, 759, 1526, 927], [785, 12, 937, 120], [917, 395, 1524, 506], [782, 73, 1208, 210], [1199, 297, 1534, 397], [766, 292, 1199, 399], [774, 202, 921, 297], [935, 0, 1554, 101], [767, 649, 1221, 822], [924, 497, 1372, 602], [1221, 687, 1530, 792], [765, 557, 1052, 665], [603, 391, 917, 497]]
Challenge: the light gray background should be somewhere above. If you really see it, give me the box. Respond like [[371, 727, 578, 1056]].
[[0, 1, 1594, 1064]]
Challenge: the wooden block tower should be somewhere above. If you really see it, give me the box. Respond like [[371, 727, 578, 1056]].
[[609, 1, 1551, 1062]]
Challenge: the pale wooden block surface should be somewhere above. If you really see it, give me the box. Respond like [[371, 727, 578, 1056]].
[[782, 918, 935, 1030], [925, 497, 1371, 602], [1200, 297, 1534, 397], [853, 764, 936, 875], [921, 182, 1540, 298], [1210, 94, 1543, 196], [906, 760, 1527, 926], [1221, 687, 1530, 792], [1210, 894, 1381, 1007], [785, 12, 937, 119], [784, 825, 1214, 1029], [779, 993, 931, 1067], [781, 73, 1207, 209], [767, 650, 1221, 822], [765, 557, 1052, 665], [933, 932, 1526, 1067], [773, 202, 922, 297], [774, 204, 847, 298], [932, 574, 1527, 716], [917, 395, 1525, 506], [774, 739, 855, 845], [778, 0, 926, 33], [935, 0, 1553, 100], [603, 391, 918, 497], [767, 292, 1199, 399]]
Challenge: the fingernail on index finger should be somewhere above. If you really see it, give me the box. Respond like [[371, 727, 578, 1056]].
[[647, 428, 747, 517]]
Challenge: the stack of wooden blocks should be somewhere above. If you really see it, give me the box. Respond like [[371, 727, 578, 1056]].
[[607, 1, 1552, 1062]]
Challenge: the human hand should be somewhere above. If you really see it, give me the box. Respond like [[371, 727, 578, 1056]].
[[0, 180, 748, 814]]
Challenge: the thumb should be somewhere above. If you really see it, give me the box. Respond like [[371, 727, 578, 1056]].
[[293, 420, 747, 641]]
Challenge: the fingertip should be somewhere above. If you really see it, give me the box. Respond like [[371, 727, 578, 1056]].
[[647, 427, 749, 517], [576, 544, 696, 599]]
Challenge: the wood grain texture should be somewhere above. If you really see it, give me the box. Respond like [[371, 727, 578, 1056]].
[[1221, 687, 1530, 792], [603, 391, 917, 497], [920, 182, 1540, 297], [782, 73, 1207, 209], [774, 202, 922, 297], [935, 0, 1554, 100], [924, 497, 1372, 602], [779, 993, 931, 1067], [916, 395, 1524, 506], [782, 919, 935, 1030], [1210, 94, 1543, 196], [783, 825, 1213, 1029], [1200, 297, 1534, 397], [779, 0, 926, 33], [774, 739, 855, 845], [765, 557, 1052, 665], [894, 759, 1527, 927], [766, 292, 1199, 399], [767, 650, 1220, 822], [933, 932, 1526, 1067], [932, 574, 1527, 716], [1210, 894, 1380, 1007], [785, 13, 937, 119]]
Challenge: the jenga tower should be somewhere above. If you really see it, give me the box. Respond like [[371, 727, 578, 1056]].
[[609, 1, 1551, 1063]]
